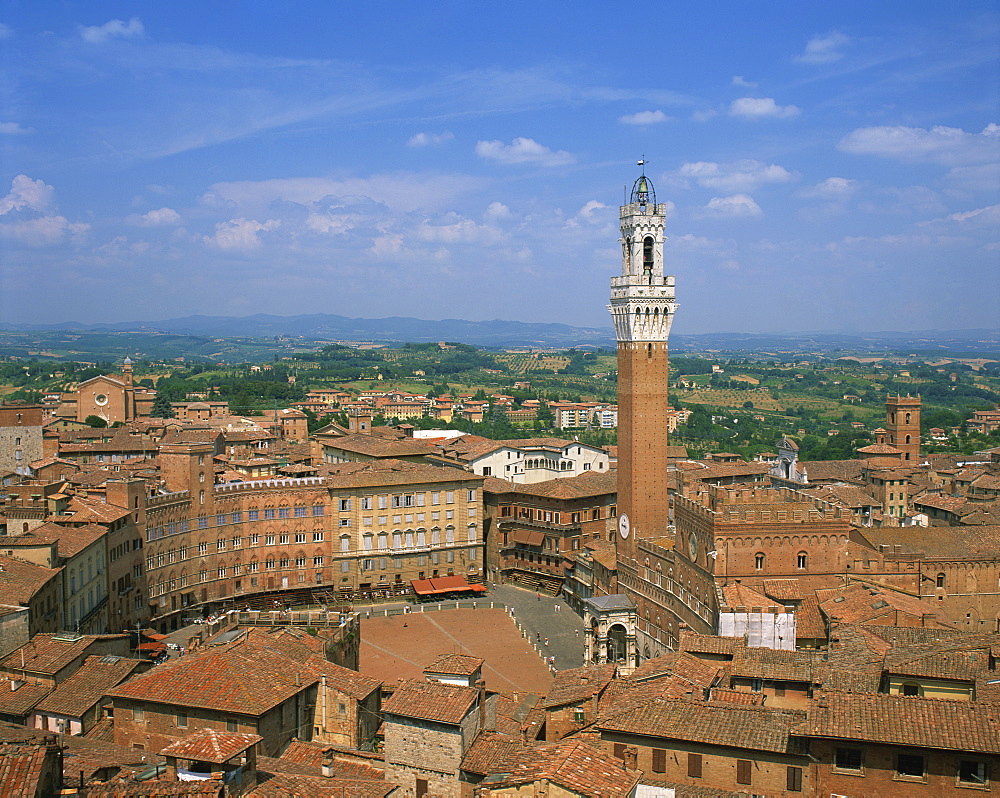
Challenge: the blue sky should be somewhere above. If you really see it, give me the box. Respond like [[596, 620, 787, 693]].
[[1, 1, 997, 334]]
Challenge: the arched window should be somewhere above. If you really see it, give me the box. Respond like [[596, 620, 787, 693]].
[[797, 552, 807, 569], [755, 553, 765, 570], [642, 236, 654, 272], [905, 413, 911, 424], [936, 573, 945, 588]]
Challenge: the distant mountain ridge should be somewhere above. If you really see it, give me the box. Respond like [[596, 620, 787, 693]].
[[0, 313, 997, 352]]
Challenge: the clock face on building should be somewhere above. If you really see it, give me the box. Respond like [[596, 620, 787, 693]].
[[688, 532, 699, 560], [618, 513, 630, 540]]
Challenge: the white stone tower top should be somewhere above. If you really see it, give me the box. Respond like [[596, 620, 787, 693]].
[[608, 167, 677, 342]]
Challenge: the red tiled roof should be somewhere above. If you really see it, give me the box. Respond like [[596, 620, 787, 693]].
[[0, 740, 56, 796], [425, 653, 484, 677], [159, 728, 262, 763], [800, 691, 1000, 753], [34, 655, 143, 718], [381, 679, 478, 725], [481, 739, 639, 797]]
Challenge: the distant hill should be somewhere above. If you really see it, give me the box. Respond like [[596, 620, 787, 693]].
[[0, 314, 997, 353]]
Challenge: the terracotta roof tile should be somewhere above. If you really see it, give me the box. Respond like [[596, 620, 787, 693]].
[[800, 691, 1000, 753], [159, 728, 262, 763], [425, 653, 484, 677], [598, 697, 807, 755], [482, 739, 639, 797], [381, 679, 478, 725], [541, 664, 616, 709], [34, 655, 143, 718]]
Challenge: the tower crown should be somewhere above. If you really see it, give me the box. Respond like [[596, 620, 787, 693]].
[[609, 165, 676, 343]]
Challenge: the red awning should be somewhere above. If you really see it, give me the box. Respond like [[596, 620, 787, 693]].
[[409, 576, 483, 595], [143, 632, 168, 640], [137, 642, 166, 652], [511, 529, 545, 547]]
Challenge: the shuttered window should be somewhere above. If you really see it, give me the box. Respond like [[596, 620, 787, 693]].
[[786, 766, 802, 791], [652, 748, 667, 773], [736, 759, 752, 785], [613, 743, 627, 760], [687, 753, 702, 778]]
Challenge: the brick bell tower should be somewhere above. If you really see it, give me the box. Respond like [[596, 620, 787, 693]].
[[609, 164, 676, 566]]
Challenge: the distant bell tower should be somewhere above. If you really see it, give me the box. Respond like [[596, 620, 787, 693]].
[[609, 164, 676, 564], [885, 394, 921, 462]]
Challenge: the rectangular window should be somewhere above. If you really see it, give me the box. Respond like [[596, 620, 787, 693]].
[[339, 499, 351, 512], [613, 743, 627, 761], [959, 760, 988, 786], [265, 534, 275, 546], [835, 748, 862, 771], [227, 719, 238, 733], [176, 711, 187, 728], [313, 532, 324, 542], [467, 489, 476, 502], [361, 497, 372, 510], [248, 510, 259, 521], [340, 518, 351, 527], [446, 491, 454, 503], [197, 516, 208, 529], [378, 495, 388, 509], [295, 533, 306, 543], [686, 752, 700, 778], [312, 505, 325, 516], [294, 506, 307, 517], [264, 508, 275, 520], [280, 534, 289, 545], [249, 533, 258, 546], [216, 514, 227, 526], [897, 754, 924, 778], [217, 539, 227, 551], [133, 706, 144, 722], [786, 766, 802, 792], [431, 492, 440, 505], [736, 759, 752, 785], [278, 507, 290, 519]]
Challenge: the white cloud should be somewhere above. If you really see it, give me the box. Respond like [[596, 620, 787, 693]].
[[619, 110, 669, 125], [80, 17, 145, 44], [0, 175, 55, 215], [731, 76, 757, 88], [703, 195, 763, 217], [946, 162, 1000, 192], [576, 200, 608, 222], [484, 202, 511, 219], [132, 207, 182, 226], [729, 97, 800, 119], [926, 204, 1000, 229], [795, 32, 850, 65], [407, 131, 454, 147], [0, 122, 32, 135], [838, 123, 999, 166], [0, 216, 89, 246], [204, 173, 480, 215], [416, 217, 502, 244], [674, 160, 797, 193], [203, 218, 280, 251], [475, 137, 574, 166], [798, 177, 857, 199]]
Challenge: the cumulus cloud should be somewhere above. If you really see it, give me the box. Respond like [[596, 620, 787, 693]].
[[475, 137, 574, 166], [484, 201, 511, 219], [0, 175, 55, 215], [795, 32, 850, 65], [80, 17, 145, 44], [0, 216, 89, 246], [132, 207, 182, 226], [703, 194, 763, 217], [416, 217, 502, 244], [729, 97, 800, 119], [0, 122, 32, 135], [798, 177, 857, 199], [406, 131, 454, 147], [673, 160, 796, 193], [838, 123, 999, 166], [731, 76, 757, 88], [619, 110, 669, 125], [203, 218, 280, 251]]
